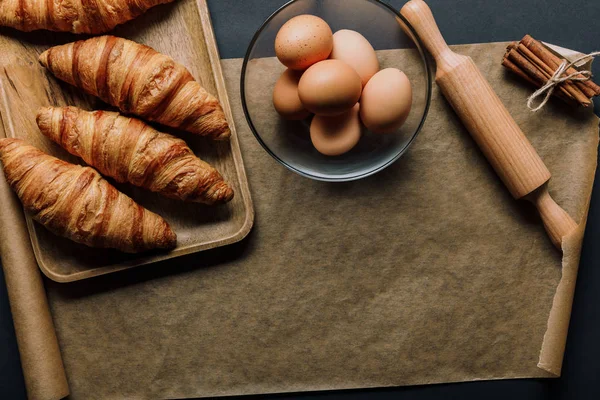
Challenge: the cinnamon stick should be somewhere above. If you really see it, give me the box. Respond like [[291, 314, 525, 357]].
[[505, 48, 550, 87], [504, 47, 580, 104], [502, 58, 538, 86], [502, 58, 572, 104], [524, 37, 590, 99], [517, 43, 596, 100], [502, 35, 599, 108], [521, 34, 600, 96]]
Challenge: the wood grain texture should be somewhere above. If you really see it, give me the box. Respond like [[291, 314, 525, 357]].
[[400, 0, 577, 249], [0, 0, 254, 282], [435, 58, 551, 198], [525, 184, 579, 250]]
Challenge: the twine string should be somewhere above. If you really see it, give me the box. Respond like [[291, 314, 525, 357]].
[[527, 51, 600, 112]]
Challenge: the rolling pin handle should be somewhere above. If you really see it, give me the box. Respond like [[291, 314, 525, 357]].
[[525, 184, 578, 250], [400, 0, 452, 61]]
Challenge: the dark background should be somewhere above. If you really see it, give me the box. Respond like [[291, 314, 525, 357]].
[[1, 0, 599, 399]]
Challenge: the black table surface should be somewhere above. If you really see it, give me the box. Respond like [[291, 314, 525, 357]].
[[1, 1, 599, 399]]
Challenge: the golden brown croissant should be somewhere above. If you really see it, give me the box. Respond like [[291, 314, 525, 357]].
[[0, 0, 174, 33], [36, 106, 234, 204], [0, 138, 176, 253], [39, 36, 231, 140]]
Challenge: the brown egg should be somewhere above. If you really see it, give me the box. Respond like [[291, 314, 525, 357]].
[[330, 29, 379, 87], [274, 15, 333, 71], [272, 69, 311, 120], [298, 60, 362, 116], [310, 103, 361, 156], [360, 68, 412, 134]]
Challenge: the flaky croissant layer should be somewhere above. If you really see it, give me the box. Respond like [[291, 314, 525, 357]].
[[36, 106, 234, 204], [39, 36, 231, 140], [0, 138, 177, 253], [0, 0, 174, 34]]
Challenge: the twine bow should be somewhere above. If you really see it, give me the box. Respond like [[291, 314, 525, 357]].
[[527, 51, 600, 112]]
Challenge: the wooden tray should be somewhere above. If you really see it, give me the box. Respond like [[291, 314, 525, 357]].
[[0, 0, 254, 283]]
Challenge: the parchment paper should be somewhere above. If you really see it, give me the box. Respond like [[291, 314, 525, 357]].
[[0, 62, 70, 400], [0, 170, 69, 400], [5, 42, 599, 399]]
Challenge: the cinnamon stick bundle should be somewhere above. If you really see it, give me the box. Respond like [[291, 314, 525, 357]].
[[502, 35, 600, 107]]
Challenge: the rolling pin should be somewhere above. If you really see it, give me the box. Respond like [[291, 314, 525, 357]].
[[400, 0, 578, 250]]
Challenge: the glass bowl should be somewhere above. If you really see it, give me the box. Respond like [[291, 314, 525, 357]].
[[241, 0, 432, 181]]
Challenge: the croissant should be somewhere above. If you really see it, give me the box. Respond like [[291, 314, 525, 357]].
[[0, 0, 174, 34], [0, 138, 176, 253], [36, 106, 234, 204], [39, 36, 231, 140]]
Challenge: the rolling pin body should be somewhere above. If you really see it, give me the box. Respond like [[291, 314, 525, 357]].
[[400, 0, 577, 249]]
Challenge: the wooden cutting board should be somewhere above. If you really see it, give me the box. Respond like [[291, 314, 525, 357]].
[[0, 0, 254, 282]]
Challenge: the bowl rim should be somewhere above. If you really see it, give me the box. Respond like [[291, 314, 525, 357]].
[[240, 0, 433, 182]]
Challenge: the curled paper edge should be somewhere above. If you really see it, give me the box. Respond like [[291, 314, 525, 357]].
[[537, 127, 598, 376], [514, 41, 597, 376], [0, 69, 70, 400]]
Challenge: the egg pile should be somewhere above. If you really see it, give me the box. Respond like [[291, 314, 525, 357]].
[[272, 14, 413, 156]]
